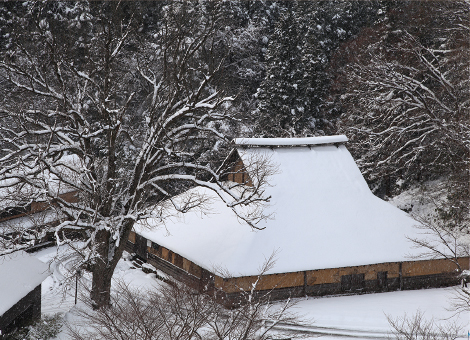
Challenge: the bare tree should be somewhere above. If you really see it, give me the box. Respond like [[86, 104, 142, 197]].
[[67, 257, 303, 340], [387, 311, 461, 340], [336, 5, 470, 322], [449, 285, 470, 315], [338, 1, 470, 198], [406, 202, 469, 274], [0, 2, 273, 308], [407, 223, 469, 273], [337, 5, 470, 295]]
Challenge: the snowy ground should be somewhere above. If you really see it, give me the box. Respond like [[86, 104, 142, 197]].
[[33, 245, 161, 317], [31, 245, 470, 339], [285, 288, 469, 339]]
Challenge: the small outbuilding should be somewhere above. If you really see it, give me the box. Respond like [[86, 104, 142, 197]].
[[128, 136, 468, 305], [0, 251, 49, 336]]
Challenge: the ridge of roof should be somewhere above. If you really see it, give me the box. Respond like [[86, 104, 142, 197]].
[[233, 135, 348, 147]]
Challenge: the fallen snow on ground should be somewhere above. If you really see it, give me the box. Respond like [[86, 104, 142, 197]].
[[33, 246, 161, 317], [32, 246, 470, 340], [387, 180, 446, 218], [34, 246, 76, 316]]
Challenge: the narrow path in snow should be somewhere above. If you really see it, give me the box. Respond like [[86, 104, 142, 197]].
[[33, 246, 83, 316], [272, 323, 390, 339]]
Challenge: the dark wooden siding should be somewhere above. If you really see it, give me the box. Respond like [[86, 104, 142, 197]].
[[0, 284, 41, 335], [134, 234, 148, 260]]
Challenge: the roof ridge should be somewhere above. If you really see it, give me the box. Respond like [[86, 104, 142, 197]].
[[233, 135, 348, 147]]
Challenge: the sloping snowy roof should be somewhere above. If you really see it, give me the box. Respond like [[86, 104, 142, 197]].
[[0, 251, 50, 315], [0, 209, 63, 235], [135, 138, 423, 277], [0, 154, 83, 210]]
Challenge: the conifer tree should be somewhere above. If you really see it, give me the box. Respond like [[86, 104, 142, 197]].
[[302, 1, 383, 135], [253, 4, 309, 137], [253, 1, 382, 138]]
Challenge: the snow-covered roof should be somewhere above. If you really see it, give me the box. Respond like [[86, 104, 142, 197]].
[[0, 209, 63, 235], [0, 154, 83, 210], [234, 135, 348, 147], [135, 139, 423, 277], [0, 251, 49, 315]]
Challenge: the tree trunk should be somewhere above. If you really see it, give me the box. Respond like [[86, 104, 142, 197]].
[[90, 220, 135, 309], [90, 260, 114, 309], [90, 229, 114, 309]]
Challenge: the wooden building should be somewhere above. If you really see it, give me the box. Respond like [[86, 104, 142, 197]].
[[0, 251, 49, 336], [0, 153, 81, 247], [128, 136, 468, 306], [0, 191, 79, 252]]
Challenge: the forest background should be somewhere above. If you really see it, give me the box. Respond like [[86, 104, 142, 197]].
[[2, 1, 468, 198]]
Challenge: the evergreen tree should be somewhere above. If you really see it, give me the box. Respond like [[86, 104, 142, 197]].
[[302, 1, 384, 135], [253, 3, 311, 137], [253, 1, 382, 137]]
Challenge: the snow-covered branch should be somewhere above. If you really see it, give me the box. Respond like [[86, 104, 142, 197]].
[[339, 17, 469, 197]]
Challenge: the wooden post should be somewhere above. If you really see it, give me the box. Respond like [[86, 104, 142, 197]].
[[75, 270, 81, 305], [303, 271, 307, 295], [399, 262, 403, 291]]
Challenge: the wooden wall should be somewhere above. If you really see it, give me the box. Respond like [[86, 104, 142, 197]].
[[30, 191, 79, 213], [225, 158, 252, 185], [146, 239, 204, 279], [127, 231, 211, 292], [217, 258, 468, 294], [128, 231, 469, 306], [1, 190, 79, 223], [402, 258, 466, 276]]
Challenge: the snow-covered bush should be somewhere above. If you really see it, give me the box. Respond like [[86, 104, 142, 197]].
[[67, 281, 302, 340], [387, 311, 461, 340]]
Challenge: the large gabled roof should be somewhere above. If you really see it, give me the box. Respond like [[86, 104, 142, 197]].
[[135, 136, 423, 277], [0, 251, 49, 315]]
